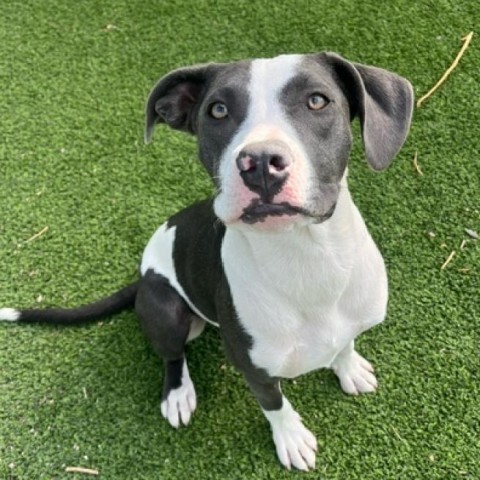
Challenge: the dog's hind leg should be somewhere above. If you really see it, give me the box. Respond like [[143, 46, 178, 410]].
[[135, 269, 205, 428]]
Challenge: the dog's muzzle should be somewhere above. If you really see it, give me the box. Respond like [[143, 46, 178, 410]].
[[236, 140, 293, 203]]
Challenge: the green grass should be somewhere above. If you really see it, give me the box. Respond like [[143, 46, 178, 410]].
[[0, 1, 478, 479]]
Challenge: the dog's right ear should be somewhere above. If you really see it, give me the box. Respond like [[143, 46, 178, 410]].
[[145, 63, 220, 143]]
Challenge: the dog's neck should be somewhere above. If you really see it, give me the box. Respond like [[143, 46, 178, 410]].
[[222, 174, 360, 306], [222, 181, 358, 306]]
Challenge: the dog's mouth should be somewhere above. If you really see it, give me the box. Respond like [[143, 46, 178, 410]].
[[240, 200, 336, 225], [241, 201, 302, 224]]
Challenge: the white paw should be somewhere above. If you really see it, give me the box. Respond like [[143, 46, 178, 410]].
[[272, 415, 317, 471], [264, 399, 317, 471], [161, 375, 197, 428], [333, 350, 378, 395]]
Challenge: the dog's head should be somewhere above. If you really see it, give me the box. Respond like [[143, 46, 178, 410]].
[[145, 53, 413, 231]]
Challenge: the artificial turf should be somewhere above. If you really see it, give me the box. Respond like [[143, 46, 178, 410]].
[[0, 0, 478, 478]]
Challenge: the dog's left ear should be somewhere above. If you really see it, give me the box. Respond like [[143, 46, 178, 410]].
[[144, 63, 221, 143], [323, 53, 414, 170]]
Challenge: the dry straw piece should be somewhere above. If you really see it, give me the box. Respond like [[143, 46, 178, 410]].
[[440, 250, 456, 271], [417, 32, 474, 108], [412, 151, 423, 176], [65, 466, 99, 476], [24, 226, 49, 244]]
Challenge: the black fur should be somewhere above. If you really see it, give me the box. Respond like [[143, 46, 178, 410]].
[[167, 199, 225, 322], [135, 270, 198, 402], [17, 282, 138, 325]]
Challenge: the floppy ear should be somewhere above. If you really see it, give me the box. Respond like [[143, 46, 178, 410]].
[[144, 63, 220, 143], [324, 53, 414, 170]]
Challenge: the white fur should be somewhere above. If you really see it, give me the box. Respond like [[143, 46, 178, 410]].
[[160, 361, 197, 428], [141, 223, 219, 327], [331, 341, 378, 395], [263, 397, 317, 471], [221, 175, 387, 380], [0, 308, 20, 322], [214, 55, 314, 225]]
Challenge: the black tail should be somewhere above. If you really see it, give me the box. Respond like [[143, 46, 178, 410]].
[[0, 282, 138, 325]]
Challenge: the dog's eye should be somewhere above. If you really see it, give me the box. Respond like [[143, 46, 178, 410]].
[[307, 94, 329, 111], [209, 102, 229, 119]]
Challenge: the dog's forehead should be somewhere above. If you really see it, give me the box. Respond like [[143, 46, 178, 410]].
[[212, 55, 302, 90], [211, 59, 251, 88], [210, 54, 336, 99], [249, 54, 303, 90]]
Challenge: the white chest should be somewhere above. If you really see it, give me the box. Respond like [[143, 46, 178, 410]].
[[222, 224, 361, 379], [250, 309, 357, 378]]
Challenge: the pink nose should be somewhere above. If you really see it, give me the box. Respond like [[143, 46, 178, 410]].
[[236, 141, 293, 199], [236, 151, 292, 173]]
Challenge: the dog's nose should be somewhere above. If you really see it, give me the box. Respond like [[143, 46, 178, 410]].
[[236, 142, 292, 199]]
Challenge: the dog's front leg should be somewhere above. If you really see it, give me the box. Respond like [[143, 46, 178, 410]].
[[217, 283, 316, 470], [331, 341, 378, 395], [246, 376, 317, 471]]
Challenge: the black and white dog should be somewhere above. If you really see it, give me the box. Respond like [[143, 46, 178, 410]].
[[0, 52, 413, 471]]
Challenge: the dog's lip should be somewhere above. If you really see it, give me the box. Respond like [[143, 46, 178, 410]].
[[239, 200, 337, 225], [240, 201, 307, 224]]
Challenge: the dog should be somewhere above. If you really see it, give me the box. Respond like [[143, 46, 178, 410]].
[[0, 52, 413, 471]]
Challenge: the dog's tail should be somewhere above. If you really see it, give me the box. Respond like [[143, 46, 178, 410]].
[[0, 282, 138, 325]]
